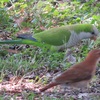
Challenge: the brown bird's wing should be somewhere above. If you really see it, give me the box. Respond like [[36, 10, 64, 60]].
[[54, 64, 92, 84]]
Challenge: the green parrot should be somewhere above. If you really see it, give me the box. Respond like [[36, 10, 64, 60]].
[[0, 24, 99, 51]]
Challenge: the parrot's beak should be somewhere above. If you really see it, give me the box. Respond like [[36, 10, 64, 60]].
[[90, 36, 97, 41]]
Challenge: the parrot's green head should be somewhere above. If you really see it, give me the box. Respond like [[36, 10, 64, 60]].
[[77, 24, 99, 40]]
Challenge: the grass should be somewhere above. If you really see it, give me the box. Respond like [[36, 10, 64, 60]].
[[0, 0, 100, 99]]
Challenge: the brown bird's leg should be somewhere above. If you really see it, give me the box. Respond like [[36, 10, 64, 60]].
[[40, 82, 59, 92]]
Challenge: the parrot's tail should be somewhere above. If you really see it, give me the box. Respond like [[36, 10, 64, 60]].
[[40, 82, 59, 92], [0, 39, 45, 47]]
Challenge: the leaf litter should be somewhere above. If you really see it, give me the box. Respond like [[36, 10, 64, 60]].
[[0, 66, 99, 100]]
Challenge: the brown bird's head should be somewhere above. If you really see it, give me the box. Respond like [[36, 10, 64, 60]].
[[85, 49, 100, 63]]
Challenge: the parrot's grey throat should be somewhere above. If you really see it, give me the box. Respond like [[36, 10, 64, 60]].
[[57, 28, 99, 50]]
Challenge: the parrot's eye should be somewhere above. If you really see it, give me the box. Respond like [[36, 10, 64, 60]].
[[91, 32, 95, 35]]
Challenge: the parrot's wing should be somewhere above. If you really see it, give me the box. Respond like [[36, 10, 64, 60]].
[[17, 34, 37, 41]]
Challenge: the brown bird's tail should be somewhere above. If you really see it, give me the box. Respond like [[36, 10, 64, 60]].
[[40, 82, 59, 92]]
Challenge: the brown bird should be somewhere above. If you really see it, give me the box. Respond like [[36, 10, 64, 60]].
[[40, 49, 100, 92]]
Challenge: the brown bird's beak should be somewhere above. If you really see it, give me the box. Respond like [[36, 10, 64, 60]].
[[90, 36, 97, 41]]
